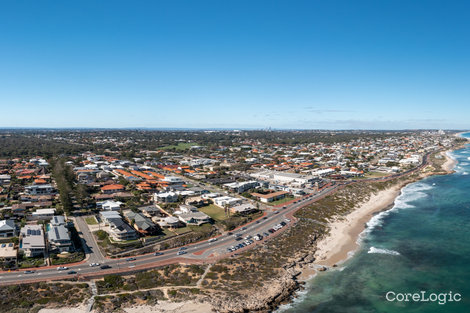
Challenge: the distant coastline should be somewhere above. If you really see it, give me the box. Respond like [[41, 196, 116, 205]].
[[302, 144, 463, 281]]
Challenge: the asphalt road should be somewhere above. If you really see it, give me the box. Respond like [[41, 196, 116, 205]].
[[0, 187, 336, 284]]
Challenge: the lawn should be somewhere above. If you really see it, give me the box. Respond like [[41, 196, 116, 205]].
[[198, 204, 230, 221], [265, 195, 295, 206], [173, 226, 192, 234], [161, 142, 200, 150], [85, 216, 98, 225]]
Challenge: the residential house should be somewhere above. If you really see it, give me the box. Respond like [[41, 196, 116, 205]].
[[177, 211, 211, 226], [178, 204, 198, 214], [0, 220, 16, 238], [97, 200, 122, 211], [229, 203, 257, 215], [108, 219, 138, 241], [212, 196, 242, 208], [20, 225, 46, 257], [124, 212, 158, 236], [153, 191, 178, 203], [101, 184, 125, 194], [100, 211, 122, 224], [50, 215, 66, 227], [0, 243, 17, 264], [251, 190, 289, 203], [47, 224, 72, 252], [31, 208, 56, 220], [24, 184, 55, 195], [140, 206, 164, 218], [156, 216, 180, 228]]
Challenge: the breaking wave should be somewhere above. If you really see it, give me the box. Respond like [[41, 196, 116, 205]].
[[368, 247, 400, 256]]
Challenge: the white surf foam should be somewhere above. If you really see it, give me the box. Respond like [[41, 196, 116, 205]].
[[358, 182, 432, 243], [463, 172, 468, 175], [460, 162, 469, 166], [275, 287, 310, 312], [468, 157, 470, 161], [368, 247, 400, 256]]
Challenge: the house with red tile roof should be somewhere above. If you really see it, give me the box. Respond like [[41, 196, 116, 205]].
[[101, 184, 125, 194]]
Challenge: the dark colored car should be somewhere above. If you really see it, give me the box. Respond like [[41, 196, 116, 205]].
[[235, 237, 243, 241], [154, 252, 164, 256], [268, 229, 275, 233], [262, 217, 267, 220], [68, 271, 77, 275], [101, 265, 111, 269]]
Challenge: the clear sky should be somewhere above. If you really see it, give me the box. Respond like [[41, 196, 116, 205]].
[[1, 1, 469, 130]]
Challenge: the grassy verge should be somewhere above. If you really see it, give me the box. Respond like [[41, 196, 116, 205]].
[[265, 195, 295, 206], [85, 216, 98, 225], [198, 204, 230, 220]]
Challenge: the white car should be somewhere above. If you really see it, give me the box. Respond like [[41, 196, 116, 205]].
[[285, 218, 291, 223], [57, 266, 68, 271], [89, 263, 100, 267]]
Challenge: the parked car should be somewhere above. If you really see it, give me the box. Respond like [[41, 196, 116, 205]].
[[57, 266, 68, 271], [100, 265, 111, 269], [153, 252, 164, 256], [263, 232, 269, 237], [285, 218, 291, 223]]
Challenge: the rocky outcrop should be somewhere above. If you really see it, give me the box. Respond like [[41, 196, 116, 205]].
[[210, 268, 302, 313]]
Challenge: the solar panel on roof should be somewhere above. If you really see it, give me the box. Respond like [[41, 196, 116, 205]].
[[27, 229, 31, 235], [54, 227, 60, 239], [8, 243, 13, 247], [1, 244, 5, 248]]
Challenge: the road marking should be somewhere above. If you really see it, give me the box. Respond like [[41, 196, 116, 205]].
[[79, 268, 81, 270], [38, 273, 41, 275], [18, 275, 21, 277]]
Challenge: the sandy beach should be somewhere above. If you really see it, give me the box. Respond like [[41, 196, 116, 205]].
[[38, 301, 213, 313], [313, 187, 401, 267], [442, 151, 458, 171]]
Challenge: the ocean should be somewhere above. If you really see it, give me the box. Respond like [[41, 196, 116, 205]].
[[278, 133, 470, 313]]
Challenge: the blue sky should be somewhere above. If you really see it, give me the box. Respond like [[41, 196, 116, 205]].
[[1, 1, 469, 129]]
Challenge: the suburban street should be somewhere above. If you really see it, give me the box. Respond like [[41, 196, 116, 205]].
[[0, 186, 337, 285], [0, 150, 435, 285]]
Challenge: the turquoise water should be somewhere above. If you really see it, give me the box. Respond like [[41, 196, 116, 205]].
[[280, 133, 470, 313]]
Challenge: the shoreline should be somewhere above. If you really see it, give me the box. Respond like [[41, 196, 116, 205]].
[[312, 187, 401, 268], [299, 146, 462, 281]]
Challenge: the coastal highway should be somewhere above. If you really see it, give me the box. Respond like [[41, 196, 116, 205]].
[[0, 187, 336, 285], [0, 149, 439, 285]]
